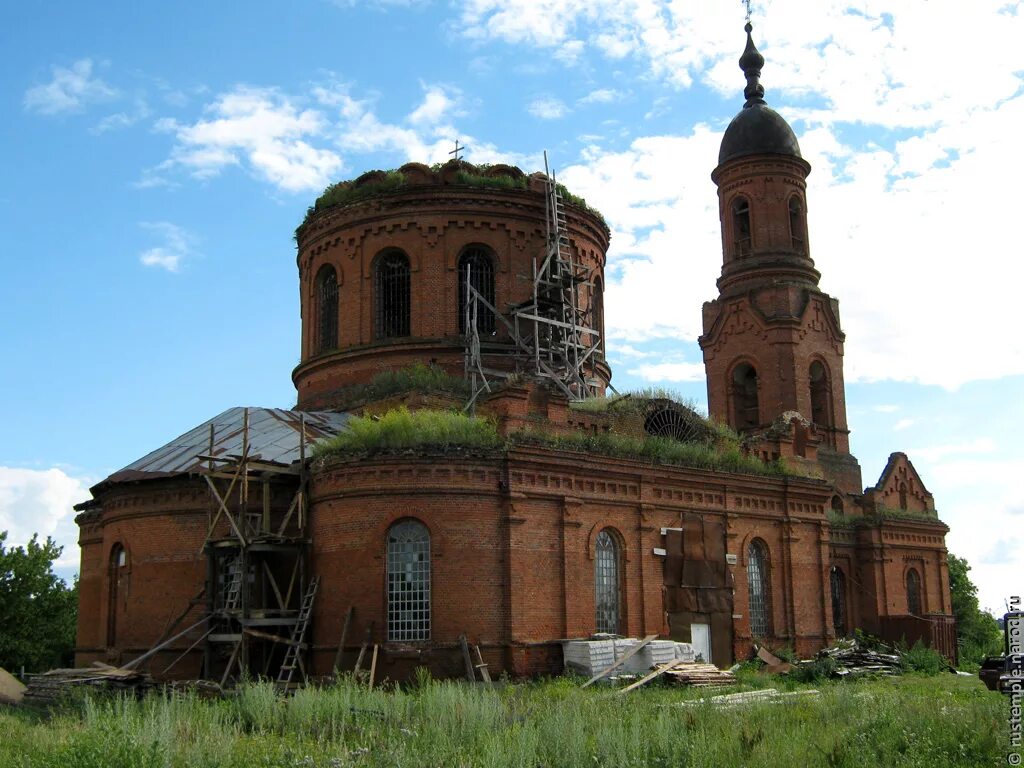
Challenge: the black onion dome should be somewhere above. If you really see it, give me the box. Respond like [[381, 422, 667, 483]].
[[718, 22, 802, 166]]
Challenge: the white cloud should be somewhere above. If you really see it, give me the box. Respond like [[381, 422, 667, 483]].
[[93, 97, 151, 134], [893, 418, 915, 432], [872, 404, 899, 413], [578, 88, 620, 105], [24, 59, 118, 115], [0, 467, 91, 570], [154, 87, 343, 192], [408, 84, 460, 127], [527, 96, 569, 120], [138, 222, 194, 273], [608, 343, 651, 359]]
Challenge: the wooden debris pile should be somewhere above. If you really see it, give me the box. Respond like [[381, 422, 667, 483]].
[[813, 638, 903, 677], [679, 687, 820, 708], [23, 666, 155, 706], [664, 663, 738, 689]]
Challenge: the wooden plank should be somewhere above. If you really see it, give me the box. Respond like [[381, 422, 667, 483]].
[[617, 658, 691, 694], [580, 635, 658, 688], [353, 622, 374, 678], [120, 615, 210, 671], [243, 627, 307, 649], [333, 606, 354, 675], [459, 634, 476, 682], [262, 561, 286, 611], [367, 645, 379, 690], [474, 645, 492, 685]]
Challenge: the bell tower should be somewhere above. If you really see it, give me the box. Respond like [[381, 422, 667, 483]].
[[699, 23, 859, 488]]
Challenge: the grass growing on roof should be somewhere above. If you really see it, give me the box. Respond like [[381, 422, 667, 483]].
[[328, 364, 471, 410], [313, 407, 502, 458], [510, 429, 789, 477]]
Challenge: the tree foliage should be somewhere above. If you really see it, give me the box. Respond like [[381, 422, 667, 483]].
[[947, 552, 1002, 667], [0, 531, 78, 673]]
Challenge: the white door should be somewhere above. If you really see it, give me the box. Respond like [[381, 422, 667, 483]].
[[691, 623, 711, 664]]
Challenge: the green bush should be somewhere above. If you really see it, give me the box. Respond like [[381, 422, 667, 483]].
[[328, 364, 470, 410], [789, 656, 837, 683], [900, 640, 950, 675]]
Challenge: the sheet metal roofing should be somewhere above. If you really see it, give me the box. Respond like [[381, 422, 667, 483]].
[[102, 407, 351, 486]]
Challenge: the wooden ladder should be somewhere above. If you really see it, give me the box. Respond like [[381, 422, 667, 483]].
[[275, 576, 320, 690]]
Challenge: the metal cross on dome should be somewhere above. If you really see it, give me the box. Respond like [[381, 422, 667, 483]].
[[743, 0, 752, 23], [449, 139, 465, 162]]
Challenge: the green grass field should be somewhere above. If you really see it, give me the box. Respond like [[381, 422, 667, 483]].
[[0, 672, 1010, 767]]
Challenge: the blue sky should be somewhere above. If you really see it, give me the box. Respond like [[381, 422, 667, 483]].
[[1, 1, 1021, 615]]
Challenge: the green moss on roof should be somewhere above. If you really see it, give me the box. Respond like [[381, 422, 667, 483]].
[[296, 160, 607, 239]]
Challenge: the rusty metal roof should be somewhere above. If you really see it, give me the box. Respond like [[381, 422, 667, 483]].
[[102, 407, 351, 486]]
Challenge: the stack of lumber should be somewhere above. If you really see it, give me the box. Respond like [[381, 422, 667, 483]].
[[563, 637, 679, 677], [23, 666, 155, 705], [816, 639, 902, 677], [614, 639, 677, 672], [563, 639, 616, 677], [664, 662, 738, 688]]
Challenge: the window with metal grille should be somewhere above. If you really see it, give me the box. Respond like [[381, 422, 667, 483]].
[[595, 529, 620, 634], [830, 566, 847, 637], [731, 362, 760, 431], [387, 519, 430, 641], [315, 265, 338, 354], [732, 197, 752, 257], [458, 247, 495, 334], [644, 406, 705, 443], [906, 568, 922, 616], [789, 196, 805, 252], [375, 251, 410, 339], [747, 539, 771, 637]]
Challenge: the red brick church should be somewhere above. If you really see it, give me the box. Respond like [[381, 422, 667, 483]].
[[73, 23, 955, 682]]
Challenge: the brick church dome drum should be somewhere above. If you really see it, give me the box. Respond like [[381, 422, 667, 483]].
[[292, 161, 611, 410]]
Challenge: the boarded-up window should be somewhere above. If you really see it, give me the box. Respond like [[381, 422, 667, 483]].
[[831, 566, 847, 637], [731, 363, 760, 430], [906, 568, 922, 616]]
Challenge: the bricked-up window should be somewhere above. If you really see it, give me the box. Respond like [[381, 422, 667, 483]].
[[732, 197, 752, 257], [595, 529, 621, 634], [831, 566, 847, 637], [107, 544, 127, 646], [387, 520, 430, 641], [809, 360, 832, 428], [458, 247, 496, 334], [731, 362, 760, 430], [747, 539, 771, 638], [315, 265, 338, 354], [906, 568, 922, 616], [375, 251, 411, 339], [831, 495, 844, 517], [899, 482, 908, 510], [789, 196, 805, 252]]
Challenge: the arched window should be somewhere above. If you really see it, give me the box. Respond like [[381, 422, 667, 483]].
[[831, 495, 844, 517], [789, 196, 805, 252], [809, 360, 833, 431], [731, 362, 760, 431], [375, 251, 411, 339], [732, 197, 752, 257], [387, 520, 430, 641], [830, 566, 847, 637], [458, 247, 495, 335], [314, 265, 338, 354], [595, 529, 621, 634], [906, 568, 922, 615], [107, 544, 127, 646], [747, 539, 771, 638]]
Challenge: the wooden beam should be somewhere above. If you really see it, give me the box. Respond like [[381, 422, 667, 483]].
[[617, 658, 690, 694], [333, 607, 354, 675], [243, 627, 307, 649], [459, 634, 476, 682], [367, 645, 379, 690]]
